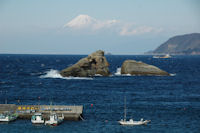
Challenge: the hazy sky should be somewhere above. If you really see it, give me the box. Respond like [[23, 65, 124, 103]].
[[0, 0, 200, 54]]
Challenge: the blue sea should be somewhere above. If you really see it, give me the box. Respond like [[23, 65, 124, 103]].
[[0, 54, 200, 133]]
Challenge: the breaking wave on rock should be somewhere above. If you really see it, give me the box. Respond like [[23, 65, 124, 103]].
[[40, 69, 93, 80], [114, 67, 121, 75], [114, 67, 131, 76]]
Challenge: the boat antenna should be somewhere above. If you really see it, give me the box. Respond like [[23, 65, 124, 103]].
[[50, 101, 53, 113]]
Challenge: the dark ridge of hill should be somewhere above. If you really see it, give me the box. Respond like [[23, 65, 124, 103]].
[[153, 33, 200, 55]]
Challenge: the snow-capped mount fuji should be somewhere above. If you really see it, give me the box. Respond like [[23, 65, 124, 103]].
[[64, 14, 97, 29], [63, 14, 118, 30]]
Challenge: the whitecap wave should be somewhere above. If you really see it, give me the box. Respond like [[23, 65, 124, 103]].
[[30, 72, 43, 76], [170, 73, 176, 76], [40, 69, 93, 80], [95, 74, 103, 76], [124, 74, 131, 76]]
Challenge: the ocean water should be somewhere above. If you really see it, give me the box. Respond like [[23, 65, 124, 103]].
[[0, 54, 200, 133]]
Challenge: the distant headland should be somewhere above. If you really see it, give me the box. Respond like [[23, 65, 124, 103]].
[[147, 33, 200, 55]]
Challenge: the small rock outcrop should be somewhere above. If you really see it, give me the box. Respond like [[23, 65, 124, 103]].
[[121, 60, 169, 76], [60, 50, 110, 77]]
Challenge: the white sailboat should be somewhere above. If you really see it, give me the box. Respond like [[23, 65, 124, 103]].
[[31, 112, 45, 124], [118, 97, 151, 126]]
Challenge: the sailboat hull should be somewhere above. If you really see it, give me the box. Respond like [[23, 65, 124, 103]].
[[118, 120, 151, 126]]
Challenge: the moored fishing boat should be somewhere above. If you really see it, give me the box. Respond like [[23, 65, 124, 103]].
[[31, 112, 45, 124], [0, 111, 18, 122], [44, 112, 64, 126]]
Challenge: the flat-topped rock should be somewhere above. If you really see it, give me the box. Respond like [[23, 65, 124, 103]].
[[60, 50, 110, 77], [121, 60, 170, 76]]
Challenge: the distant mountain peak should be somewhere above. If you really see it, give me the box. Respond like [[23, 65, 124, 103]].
[[64, 14, 97, 28]]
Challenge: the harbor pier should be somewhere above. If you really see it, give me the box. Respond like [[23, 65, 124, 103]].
[[0, 104, 83, 120]]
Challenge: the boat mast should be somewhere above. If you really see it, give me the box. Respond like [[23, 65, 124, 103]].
[[124, 96, 126, 121]]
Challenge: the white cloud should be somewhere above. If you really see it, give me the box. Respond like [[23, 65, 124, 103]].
[[119, 22, 163, 36], [120, 25, 152, 36], [63, 14, 163, 36], [93, 20, 118, 30]]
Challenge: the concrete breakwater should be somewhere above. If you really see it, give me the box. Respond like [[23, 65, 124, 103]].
[[0, 104, 83, 120]]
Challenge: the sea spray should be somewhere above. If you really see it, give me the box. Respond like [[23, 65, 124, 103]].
[[40, 69, 62, 78], [114, 67, 121, 75], [114, 67, 131, 76], [40, 69, 93, 80]]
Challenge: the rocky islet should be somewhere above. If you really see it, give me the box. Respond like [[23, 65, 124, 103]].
[[60, 50, 170, 77]]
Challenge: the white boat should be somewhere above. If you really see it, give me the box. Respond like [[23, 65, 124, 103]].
[[31, 112, 44, 124], [118, 97, 151, 126], [118, 118, 151, 125], [0, 112, 18, 122], [45, 113, 64, 126], [160, 54, 171, 58], [153, 54, 171, 58]]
